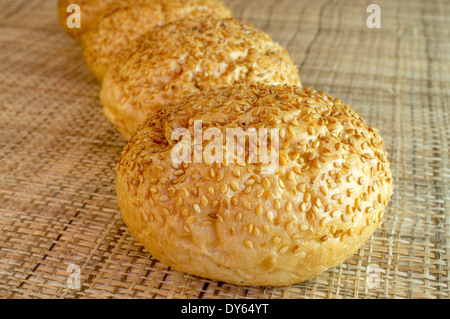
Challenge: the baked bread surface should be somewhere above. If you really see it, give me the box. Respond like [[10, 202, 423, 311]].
[[82, 0, 233, 81], [116, 84, 393, 286], [101, 18, 301, 139]]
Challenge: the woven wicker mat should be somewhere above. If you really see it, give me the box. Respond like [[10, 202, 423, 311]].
[[0, 0, 449, 299]]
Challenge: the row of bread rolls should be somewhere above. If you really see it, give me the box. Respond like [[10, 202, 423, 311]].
[[58, 0, 301, 137], [58, 0, 393, 286]]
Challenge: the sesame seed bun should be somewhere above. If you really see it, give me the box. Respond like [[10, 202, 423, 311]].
[[100, 18, 301, 139], [116, 84, 393, 286], [81, 0, 233, 81], [58, 0, 114, 40]]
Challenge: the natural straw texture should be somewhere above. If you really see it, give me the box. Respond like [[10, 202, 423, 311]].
[[0, 0, 449, 298]]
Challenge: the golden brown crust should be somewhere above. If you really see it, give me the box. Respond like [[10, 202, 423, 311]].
[[82, 0, 233, 81], [58, 0, 113, 40], [116, 84, 393, 286], [101, 18, 301, 139]]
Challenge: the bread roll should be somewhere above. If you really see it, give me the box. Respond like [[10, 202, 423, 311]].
[[101, 18, 301, 139], [82, 0, 233, 81], [116, 84, 393, 286], [58, 0, 113, 40]]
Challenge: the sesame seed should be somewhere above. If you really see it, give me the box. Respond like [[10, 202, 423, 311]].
[[256, 204, 263, 216], [300, 202, 307, 212], [291, 152, 300, 160], [297, 183, 306, 192], [346, 205, 353, 214], [244, 179, 255, 185], [221, 184, 228, 193], [293, 166, 302, 175], [173, 169, 184, 176], [285, 202, 293, 212], [230, 180, 239, 191], [263, 177, 270, 188], [232, 167, 240, 177], [243, 200, 251, 209], [263, 225, 270, 233], [244, 240, 253, 249], [288, 171, 295, 181], [193, 204, 201, 213], [266, 211, 274, 222], [285, 221, 294, 231], [201, 196, 208, 206], [272, 236, 281, 244], [186, 216, 196, 224], [304, 192, 311, 202], [279, 246, 289, 253], [273, 199, 281, 210], [315, 198, 322, 208], [256, 188, 264, 198], [288, 126, 295, 135], [300, 224, 309, 231]]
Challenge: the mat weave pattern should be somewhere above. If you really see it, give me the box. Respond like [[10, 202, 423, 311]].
[[0, 0, 449, 299]]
